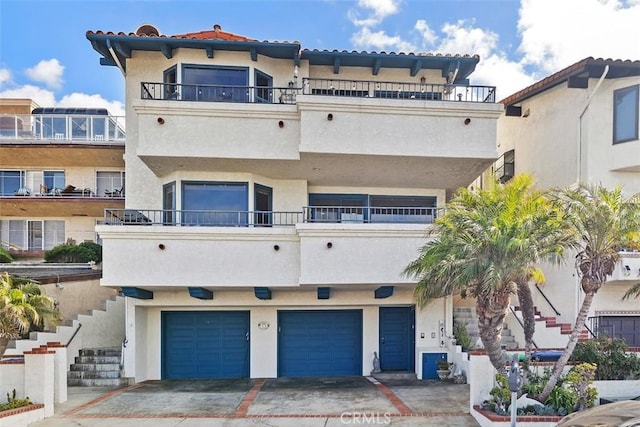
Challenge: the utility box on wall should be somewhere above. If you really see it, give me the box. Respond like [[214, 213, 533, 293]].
[[421, 352, 447, 379]]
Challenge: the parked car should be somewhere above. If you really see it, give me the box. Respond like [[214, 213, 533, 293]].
[[557, 400, 640, 426]]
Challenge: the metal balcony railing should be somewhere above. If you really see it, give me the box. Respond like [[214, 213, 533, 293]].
[[140, 79, 496, 104], [141, 82, 301, 104], [104, 207, 440, 226], [0, 114, 126, 143], [302, 78, 496, 103]]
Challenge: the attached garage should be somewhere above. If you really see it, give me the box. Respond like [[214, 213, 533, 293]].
[[278, 310, 362, 377], [598, 316, 640, 347], [161, 311, 250, 379]]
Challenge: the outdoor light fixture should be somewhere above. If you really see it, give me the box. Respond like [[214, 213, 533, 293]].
[[624, 265, 631, 276]]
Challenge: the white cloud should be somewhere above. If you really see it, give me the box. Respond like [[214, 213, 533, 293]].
[[25, 59, 64, 89], [437, 20, 498, 59], [58, 93, 125, 117], [0, 68, 11, 86], [0, 85, 56, 107], [518, 0, 640, 73], [351, 27, 416, 52], [349, 0, 402, 27], [414, 19, 437, 48]]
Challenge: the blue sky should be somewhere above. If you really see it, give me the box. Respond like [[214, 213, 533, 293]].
[[1, 0, 639, 117]]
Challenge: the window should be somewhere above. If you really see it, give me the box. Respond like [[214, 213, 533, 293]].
[[182, 65, 249, 102], [614, 85, 639, 144], [96, 171, 125, 197], [43, 171, 65, 190], [163, 66, 178, 99], [182, 182, 248, 225], [308, 194, 437, 223], [0, 220, 64, 250], [255, 69, 273, 103], [163, 182, 176, 225], [0, 170, 23, 196]]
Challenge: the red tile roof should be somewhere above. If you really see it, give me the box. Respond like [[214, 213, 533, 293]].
[[86, 24, 256, 42]]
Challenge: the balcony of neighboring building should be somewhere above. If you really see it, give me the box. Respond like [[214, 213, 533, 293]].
[[135, 78, 501, 191], [608, 251, 640, 285], [96, 204, 436, 289], [0, 169, 125, 217]]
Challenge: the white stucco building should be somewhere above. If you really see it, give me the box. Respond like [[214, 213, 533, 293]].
[[488, 57, 640, 348], [87, 23, 502, 382]]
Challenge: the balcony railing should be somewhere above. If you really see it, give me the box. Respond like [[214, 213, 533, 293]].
[[140, 80, 496, 104], [141, 82, 301, 104], [103, 206, 440, 226], [0, 114, 126, 143], [302, 78, 496, 103]]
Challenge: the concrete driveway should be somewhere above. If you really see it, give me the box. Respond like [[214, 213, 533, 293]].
[[31, 376, 480, 426]]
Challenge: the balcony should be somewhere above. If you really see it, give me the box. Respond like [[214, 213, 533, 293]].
[[0, 113, 126, 144], [102, 206, 439, 226], [140, 78, 496, 104], [135, 80, 501, 190], [97, 207, 434, 289], [608, 251, 640, 284]]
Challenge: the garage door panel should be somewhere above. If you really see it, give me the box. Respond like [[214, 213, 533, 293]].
[[162, 311, 249, 379], [278, 310, 362, 377]]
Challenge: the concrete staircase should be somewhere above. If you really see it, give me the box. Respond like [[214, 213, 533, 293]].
[[68, 347, 129, 386], [453, 307, 518, 350]]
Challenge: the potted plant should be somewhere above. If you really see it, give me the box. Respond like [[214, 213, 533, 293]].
[[436, 359, 451, 381]]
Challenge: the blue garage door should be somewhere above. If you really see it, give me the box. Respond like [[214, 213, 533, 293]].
[[278, 310, 362, 377], [162, 311, 250, 379]]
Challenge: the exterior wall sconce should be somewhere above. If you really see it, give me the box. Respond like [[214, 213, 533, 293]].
[[157, 117, 165, 124], [326, 242, 333, 249], [464, 118, 471, 125], [420, 76, 426, 84], [327, 113, 333, 121], [278, 120, 284, 128]]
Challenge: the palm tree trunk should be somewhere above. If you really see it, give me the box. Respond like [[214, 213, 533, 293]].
[[538, 291, 595, 402], [0, 336, 9, 358], [516, 281, 536, 362], [475, 291, 510, 372]]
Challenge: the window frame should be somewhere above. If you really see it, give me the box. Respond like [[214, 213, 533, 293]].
[[181, 64, 250, 102], [181, 181, 249, 226], [613, 84, 639, 145]]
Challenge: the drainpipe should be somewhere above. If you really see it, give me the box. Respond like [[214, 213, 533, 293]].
[[577, 65, 609, 184], [106, 39, 126, 77]]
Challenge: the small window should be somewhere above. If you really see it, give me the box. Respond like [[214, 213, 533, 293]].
[[0, 170, 24, 196], [613, 85, 639, 144]]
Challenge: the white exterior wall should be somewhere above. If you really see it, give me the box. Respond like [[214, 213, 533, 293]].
[[496, 75, 640, 325], [122, 287, 447, 381]]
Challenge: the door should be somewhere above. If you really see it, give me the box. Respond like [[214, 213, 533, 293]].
[[162, 311, 250, 379], [379, 307, 415, 371], [27, 221, 43, 250], [598, 316, 640, 346], [254, 184, 272, 226], [278, 310, 362, 377]]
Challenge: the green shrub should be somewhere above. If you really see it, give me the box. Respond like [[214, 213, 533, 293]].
[[565, 363, 598, 411], [571, 335, 640, 380], [0, 247, 13, 263], [45, 244, 95, 263], [453, 320, 473, 352], [0, 389, 32, 412], [78, 241, 102, 263], [489, 374, 512, 414]]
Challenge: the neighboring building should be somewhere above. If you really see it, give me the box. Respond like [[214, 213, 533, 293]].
[[87, 23, 502, 382], [0, 98, 126, 258], [481, 57, 640, 347]]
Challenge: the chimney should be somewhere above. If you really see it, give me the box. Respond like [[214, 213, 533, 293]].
[[213, 24, 221, 32]]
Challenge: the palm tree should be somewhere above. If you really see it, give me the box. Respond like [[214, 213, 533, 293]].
[[0, 271, 61, 357], [538, 185, 640, 401], [404, 174, 573, 371]]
